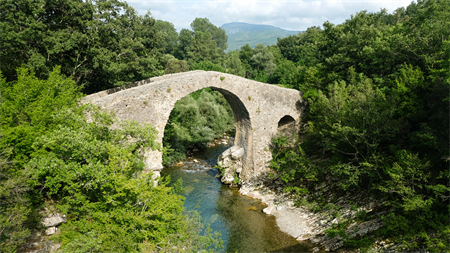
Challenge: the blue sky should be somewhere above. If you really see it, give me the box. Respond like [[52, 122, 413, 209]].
[[126, 0, 412, 31]]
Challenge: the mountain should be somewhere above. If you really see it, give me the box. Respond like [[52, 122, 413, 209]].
[[221, 22, 300, 52]]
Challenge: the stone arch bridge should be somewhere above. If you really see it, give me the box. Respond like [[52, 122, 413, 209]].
[[83, 71, 304, 184]]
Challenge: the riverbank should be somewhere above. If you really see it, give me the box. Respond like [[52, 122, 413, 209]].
[[186, 135, 413, 252], [238, 181, 401, 252]]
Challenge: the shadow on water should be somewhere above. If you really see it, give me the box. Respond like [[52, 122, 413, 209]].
[[162, 142, 315, 253]]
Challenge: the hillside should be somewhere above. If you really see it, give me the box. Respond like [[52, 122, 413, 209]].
[[221, 22, 300, 52]]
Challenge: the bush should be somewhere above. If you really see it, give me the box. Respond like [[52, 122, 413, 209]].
[[29, 105, 222, 252], [192, 61, 225, 72], [165, 59, 189, 74]]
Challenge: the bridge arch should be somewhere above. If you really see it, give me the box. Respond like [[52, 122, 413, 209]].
[[160, 86, 254, 179], [277, 115, 297, 142], [83, 71, 304, 183]]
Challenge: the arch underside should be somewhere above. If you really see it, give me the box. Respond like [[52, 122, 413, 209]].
[[211, 87, 252, 151], [277, 115, 297, 141]]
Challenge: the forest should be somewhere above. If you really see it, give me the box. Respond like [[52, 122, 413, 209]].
[[0, 0, 448, 252]]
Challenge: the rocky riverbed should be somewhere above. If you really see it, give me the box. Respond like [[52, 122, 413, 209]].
[[237, 181, 408, 252]]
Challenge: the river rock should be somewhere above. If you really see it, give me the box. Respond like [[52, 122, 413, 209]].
[[263, 203, 275, 214], [217, 146, 244, 184], [41, 213, 67, 227], [50, 243, 61, 253], [231, 147, 244, 160], [45, 227, 57, 235], [26, 241, 58, 253]]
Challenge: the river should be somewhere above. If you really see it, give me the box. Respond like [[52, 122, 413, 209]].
[[161, 140, 314, 252]]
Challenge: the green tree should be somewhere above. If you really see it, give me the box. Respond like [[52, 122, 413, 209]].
[[187, 31, 222, 65], [399, 0, 450, 69], [0, 67, 82, 166], [239, 44, 253, 72], [174, 29, 194, 60], [309, 75, 397, 189], [165, 58, 189, 74], [192, 61, 225, 72], [29, 105, 222, 252], [163, 89, 234, 165], [191, 18, 228, 53], [154, 20, 179, 55], [225, 50, 246, 77], [0, 0, 166, 94], [250, 44, 276, 75], [0, 149, 35, 252], [272, 59, 297, 87], [0, 66, 82, 251], [295, 65, 326, 92], [277, 26, 323, 67], [268, 1, 450, 251]]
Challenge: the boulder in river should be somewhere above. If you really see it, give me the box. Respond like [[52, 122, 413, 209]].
[[217, 146, 244, 184]]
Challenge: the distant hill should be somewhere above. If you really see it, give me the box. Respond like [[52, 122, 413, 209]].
[[221, 22, 300, 52]]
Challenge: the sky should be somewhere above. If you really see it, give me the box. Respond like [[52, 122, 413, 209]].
[[126, 0, 412, 32]]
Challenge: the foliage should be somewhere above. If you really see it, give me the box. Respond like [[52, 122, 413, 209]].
[[28, 105, 222, 252], [192, 61, 225, 73], [174, 29, 194, 61], [270, 135, 316, 183], [163, 89, 234, 165], [165, 58, 189, 74], [225, 51, 245, 77], [277, 26, 323, 67], [0, 0, 166, 94], [239, 44, 253, 68], [187, 31, 222, 66], [0, 148, 35, 252], [0, 66, 82, 167], [272, 59, 297, 88], [0, 67, 82, 251], [268, 2, 449, 250], [213, 164, 227, 177], [250, 44, 276, 75], [1, 67, 223, 252], [379, 150, 434, 211], [2, 0, 449, 251], [155, 20, 179, 55], [191, 18, 228, 54], [139, 211, 223, 253], [309, 75, 398, 189]]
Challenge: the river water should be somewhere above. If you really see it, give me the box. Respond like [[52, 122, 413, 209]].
[[161, 141, 314, 252]]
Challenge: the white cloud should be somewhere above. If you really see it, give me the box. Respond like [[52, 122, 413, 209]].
[[126, 0, 411, 31]]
